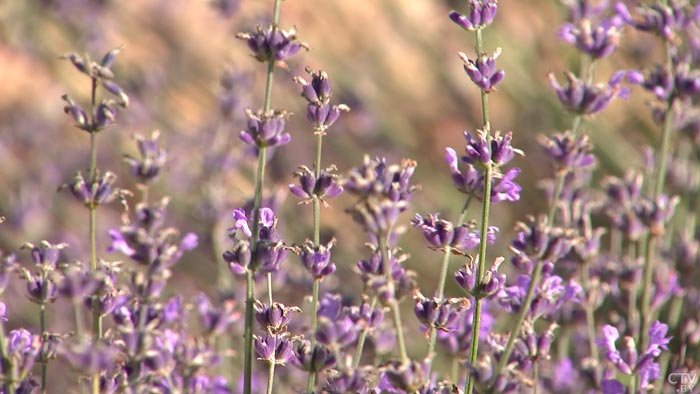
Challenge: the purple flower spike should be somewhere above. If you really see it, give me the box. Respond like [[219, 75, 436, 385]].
[[413, 293, 469, 334], [449, 0, 498, 31], [254, 301, 301, 334], [548, 70, 628, 115], [459, 48, 505, 93], [491, 167, 522, 202], [237, 25, 307, 63], [294, 68, 351, 134], [240, 109, 291, 149], [617, 1, 700, 43], [289, 165, 343, 206], [295, 239, 337, 279], [558, 15, 624, 59], [596, 320, 672, 387], [123, 131, 167, 184], [254, 333, 295, 365], [455, 256, 506, 298]]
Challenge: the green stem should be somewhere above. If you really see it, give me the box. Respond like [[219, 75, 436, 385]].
[[305, 278, 320, 393], [465, 26, 494, 394], [379, 234, 409, 365], [630, 374, 638, 394], [533, 362, 539, 394], [243, 270, 255, 394], [88, 76, 102, 394], [639, 94, 675, 350], [654, 294, 683, 394], [426, 197, 471, 372], [266, 361, 276, 394], [40, 304, 46, 394], [582, 262, 599, 383], [352, 297, 377, 369], [72, 299, 84, 338]]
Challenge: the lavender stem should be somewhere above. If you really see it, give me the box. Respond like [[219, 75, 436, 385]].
[[639, 47, 675, 349], [465, 26, 494, 394], [352, 296, 377, 369], [379, 233, 409, 365], [88, 76, 102, 394], [39, 304, 46, 394]]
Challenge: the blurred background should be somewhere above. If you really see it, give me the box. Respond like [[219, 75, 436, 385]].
[[0, 0, 665, 387]]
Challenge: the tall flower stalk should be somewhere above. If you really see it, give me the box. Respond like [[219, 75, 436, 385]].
[[290, 68, 347, 393], [234, 2, 304, 392], [61, 48, 128, 394], [449, 1, 505, 392]]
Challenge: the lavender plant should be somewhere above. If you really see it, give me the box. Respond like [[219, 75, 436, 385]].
[[2, 0, 700, 393]]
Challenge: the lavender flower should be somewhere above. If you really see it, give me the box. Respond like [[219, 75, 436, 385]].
[[239, 109, 291, 149], [123, 131, 167, 185], [454, 256, 506, 298], [293, 340, 336, 373], [411, 213, 497, 254], [108, 198, 198, 269], [538, 132, 596, 174], [295, 238, 336, 279], [616, 1, 700, 43], [195, 293, 240, 336], [413, 293, 469, 333], [254, 301, 300, 334], [448, 0, 499, 31], [289, 165, 343, 206], [498, 272, 582, 319], [558, 11, 624, 59], [627, 53, 700, 101], [254, 334, 295, 366], [597, 320, 671, 388], [548, 70, 629, 115], [458, 49, 505, 93], [224, 207, 287, 274], [62, 170, 123, 208], [344, 156, 418, 235], [237, 25, 307, 63], [446, 130, 523, 202], [294, 68, 350, 133]]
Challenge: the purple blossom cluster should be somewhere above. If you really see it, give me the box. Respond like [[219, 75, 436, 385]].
[[1, 0, 700, 394]]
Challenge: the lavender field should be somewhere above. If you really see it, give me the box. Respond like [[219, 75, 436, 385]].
[[0, 0, 699, 393]]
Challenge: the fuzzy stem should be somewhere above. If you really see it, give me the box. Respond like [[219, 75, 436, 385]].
[[243, 270, 255, 394], [639, 95, 675, 350], [88, 76, 102, 394], [266, 361, 276, 394], [464, 26, 494, 394], [39, 303, 46, 394], [352, 296, 377, 369], [305, 278, 320, 393], [582, 261, 600, 383], [379, 233, 409, 365]]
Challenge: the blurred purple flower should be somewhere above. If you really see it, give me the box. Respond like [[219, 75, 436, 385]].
[[548, 70, 629, 115], [449, 0, 498, 31]]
